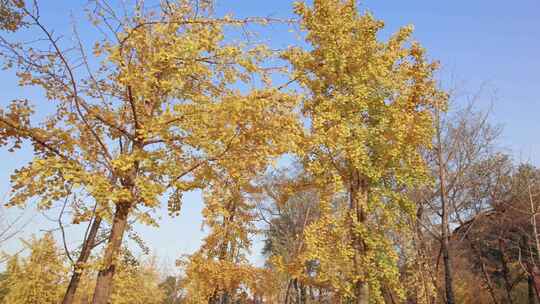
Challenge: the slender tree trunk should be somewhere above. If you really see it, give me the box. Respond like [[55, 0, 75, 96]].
[[300, 284, 307, 304], [62, 216, 102, 304], [435, 107, 455, 304], [527, 184, 540, 302], [294, 279, 300, 304], [529, 266, 540, 302], [284, 279, 293, 304], [479, 256, 498, 304], [415, 206, 439, 304], [529, 274, 537, 304], [91, 202, 130, 304], [208, 201, 237, 304], [520, 234, 537, 304], [439, 211, 456, 304], [349, 170, 369, 304]]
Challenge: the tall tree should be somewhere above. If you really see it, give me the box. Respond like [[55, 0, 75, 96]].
[[259, 171, 324, 303], [419, 102, 501, 303], [0, 1, 299, 303], [180, 171, 299, 303], [284, 0, 445, 302]]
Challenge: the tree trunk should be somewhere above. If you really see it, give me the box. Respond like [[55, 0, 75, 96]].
[[208, 201, 237, 304], [435, 108, 455, 304], [91, 203, 130, 304], [300, 284, 307, 304], [441, 238, 454, 304], [294, 279, 300, 303], [529, 274, 537, 304], [415, 206, 439, 304], [354, 282, 369, 304], [350, 171, 369, 304], [62, 216, 102, 304], [284, 279, 293, 304], [479, 256, 498, 304], [529, 266, 540, 302]]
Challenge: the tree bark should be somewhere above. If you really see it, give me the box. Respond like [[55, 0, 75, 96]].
[[440, 237, 454, 304], [62, 216, 102, 304], [91, 203, 130, 304]]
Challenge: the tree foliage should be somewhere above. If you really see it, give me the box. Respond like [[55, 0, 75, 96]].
[[2, 234, 66, 304], [282, 0, 445, 301], [2, 1, 536, 304]]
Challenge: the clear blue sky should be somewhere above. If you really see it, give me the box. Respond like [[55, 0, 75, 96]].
[[1, 0, 539, 266]]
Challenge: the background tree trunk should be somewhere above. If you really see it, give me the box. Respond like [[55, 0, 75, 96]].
[[62, 216, 102, 304], [528, 274, 536, 304], [435, 106, 455, 304], [350, 171, 369, 304]]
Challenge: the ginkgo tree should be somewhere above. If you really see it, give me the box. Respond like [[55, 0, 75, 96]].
[[0, 1, 299, 303], [180, 141, 301, 303], [283, 0, 446, 302], [259, 170, 325, 303], [2, 233, 66, 304]]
